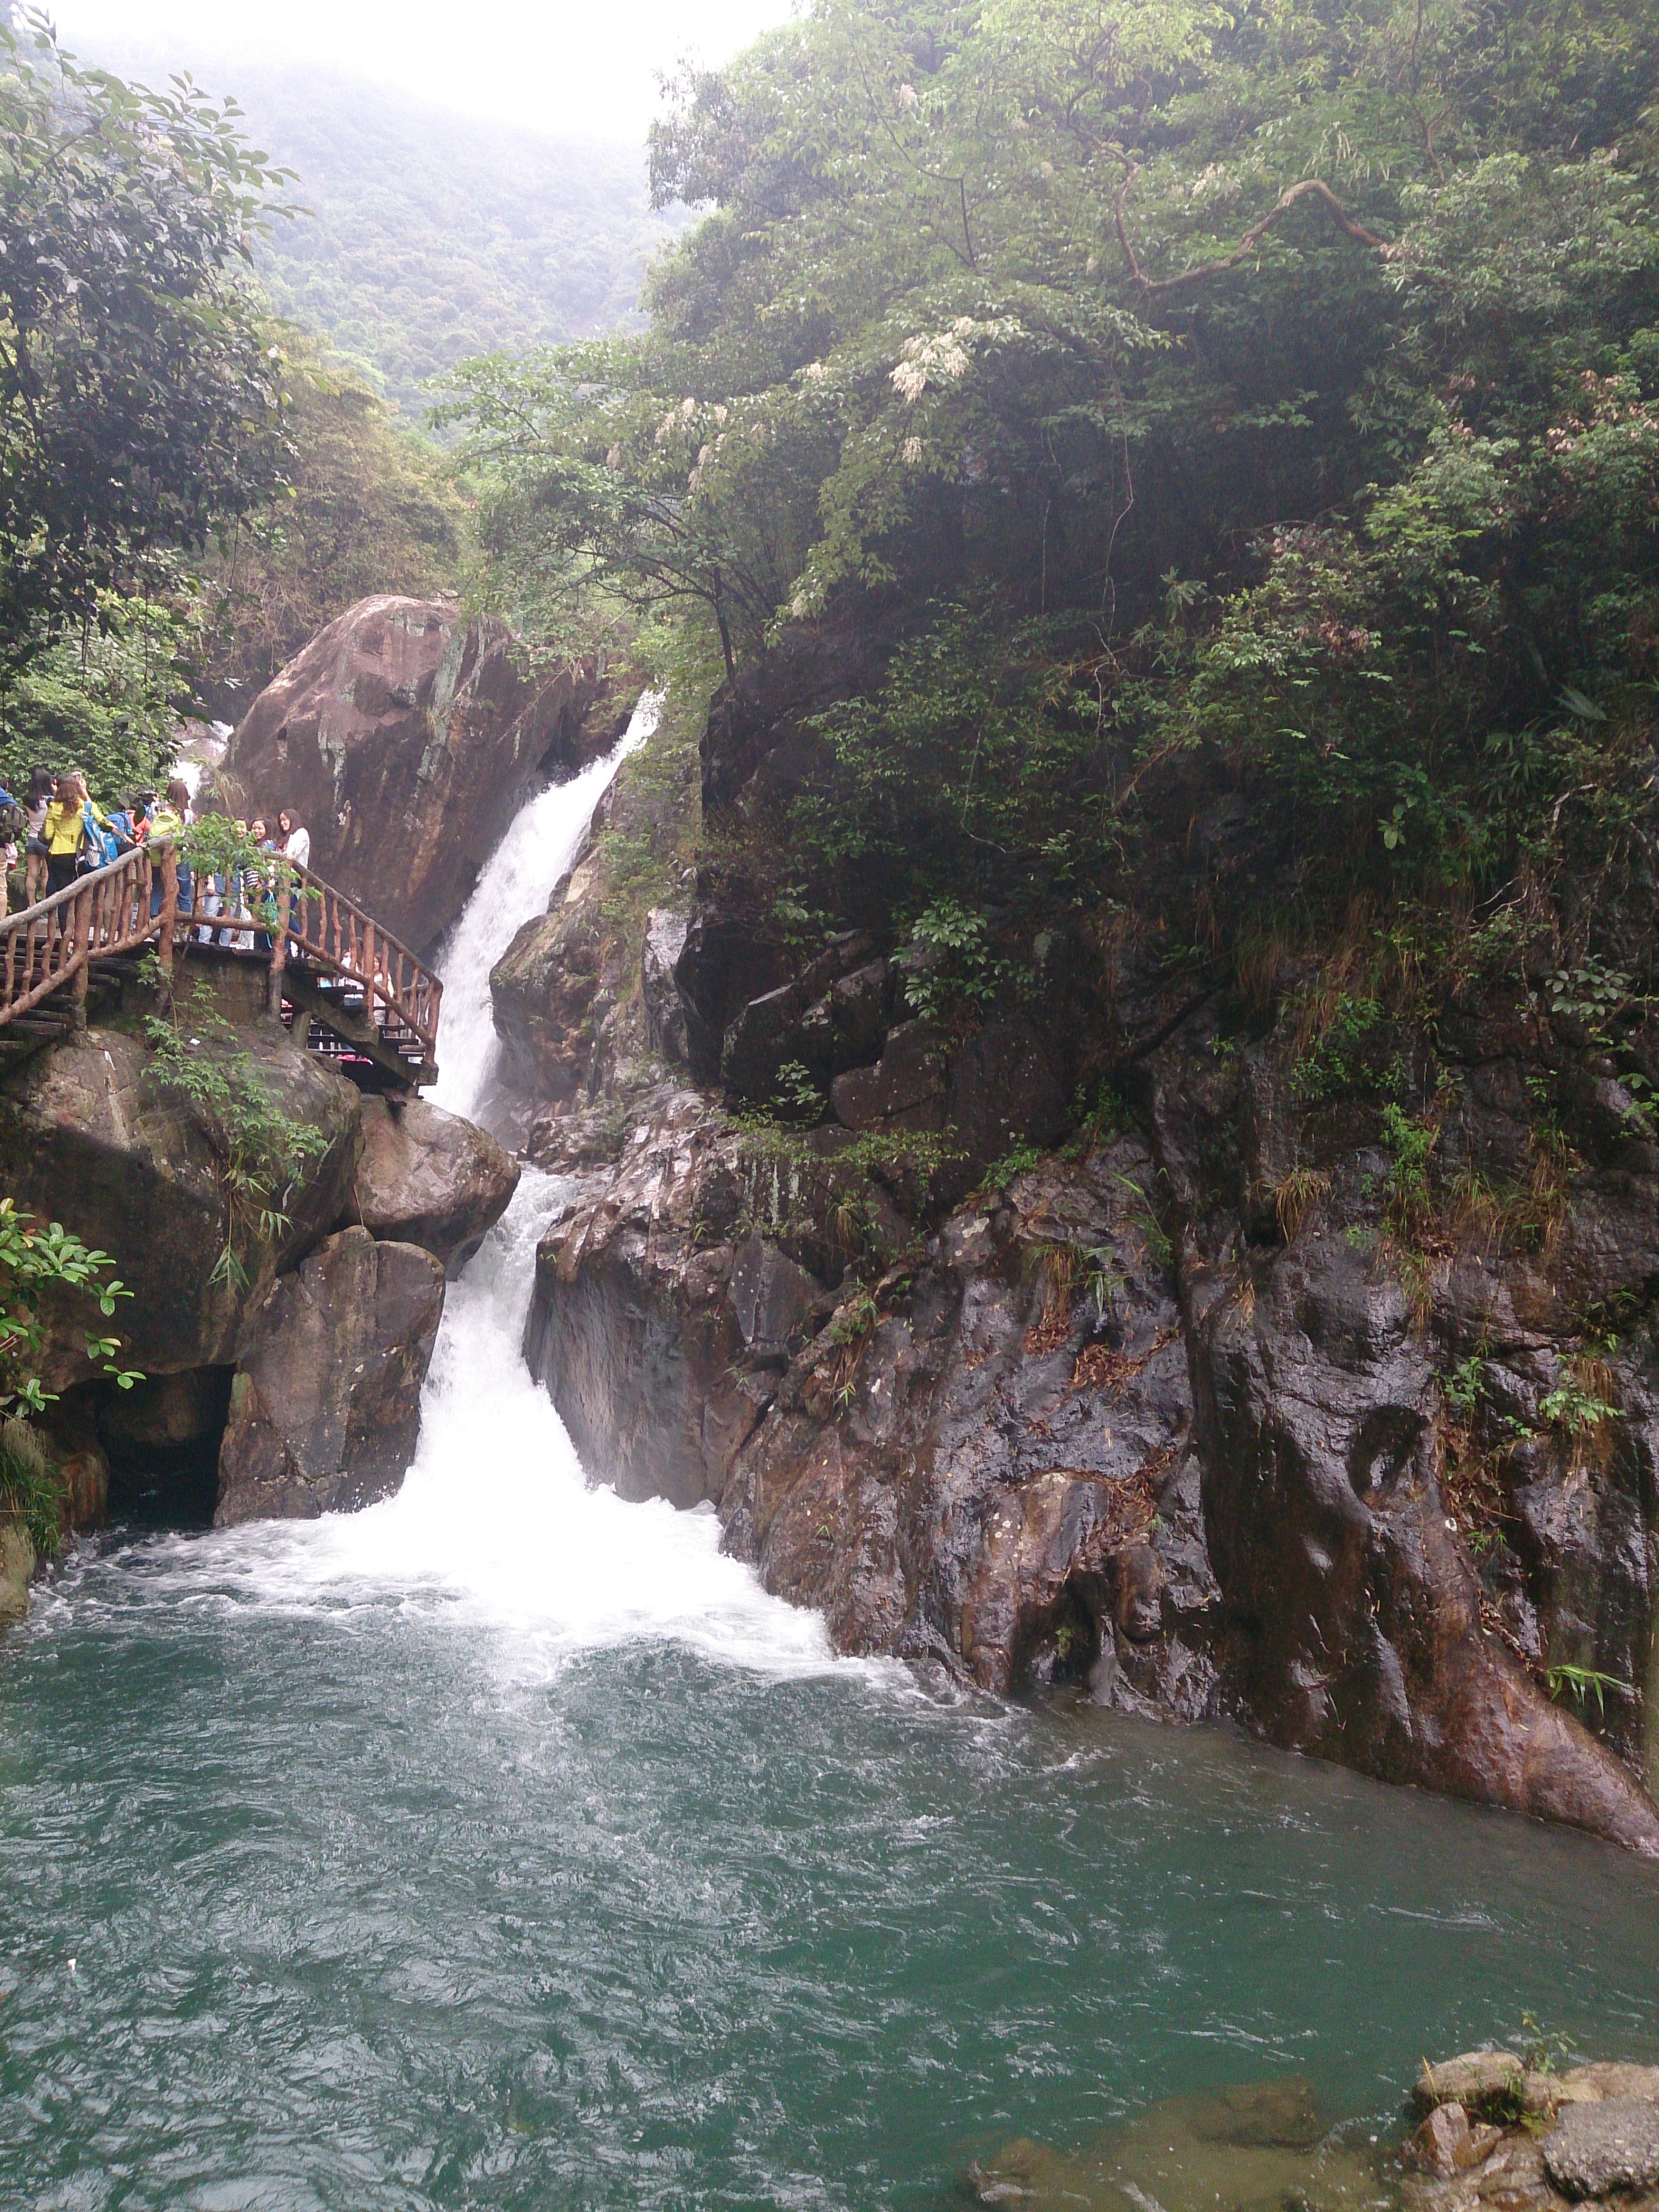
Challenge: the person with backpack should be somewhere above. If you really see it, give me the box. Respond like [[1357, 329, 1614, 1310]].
[[41, 773, 112, 896]]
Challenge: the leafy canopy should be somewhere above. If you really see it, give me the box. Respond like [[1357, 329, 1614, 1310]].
[[0, 12, 290, 664], [447, 0, 1656, 918]]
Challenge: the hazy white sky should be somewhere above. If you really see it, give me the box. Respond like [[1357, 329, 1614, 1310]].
[[55, 0, 794, 142]]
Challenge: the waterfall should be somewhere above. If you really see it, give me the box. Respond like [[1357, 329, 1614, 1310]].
[[431, 695, 657, 1125], [100, 693, 842, 1685]]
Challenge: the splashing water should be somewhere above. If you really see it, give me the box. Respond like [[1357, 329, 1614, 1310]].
[[431, 693, 657, 1124], [60, 685, 832, 1684], [91, 1163, 844, 1684]]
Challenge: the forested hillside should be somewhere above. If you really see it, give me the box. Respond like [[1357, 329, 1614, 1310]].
[[80, 41, 677, 421]]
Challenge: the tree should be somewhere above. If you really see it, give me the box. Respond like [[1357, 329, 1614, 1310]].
[[0, 11, 290, 666], [201, 327, 466, 690], [444, 0, 1658, 919]]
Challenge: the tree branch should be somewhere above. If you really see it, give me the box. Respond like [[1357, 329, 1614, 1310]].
[[1111, 164, 1395, 295]]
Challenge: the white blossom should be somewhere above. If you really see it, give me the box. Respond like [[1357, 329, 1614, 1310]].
[[892, 328, 971, 401], [897, 81, 918, 109], [802, 360, 830, 382], [902, 436, 924, 464]]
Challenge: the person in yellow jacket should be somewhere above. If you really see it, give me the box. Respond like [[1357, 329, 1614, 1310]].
[[40, 773, 112, 898]]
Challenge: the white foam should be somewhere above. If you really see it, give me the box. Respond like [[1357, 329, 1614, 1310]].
[[431, 696, 657, 1123], [133, 1169, 842, 1683]]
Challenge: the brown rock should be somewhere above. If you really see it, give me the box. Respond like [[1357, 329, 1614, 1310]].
[[0, 1015, 361, 1393], [1407, 2104, 1476, 2178], [0, 1524, 32, 1623], [831, 1020, 947, 1133], [344, 1096, 519, 1275], [1417, 2056, 1526, 2116], [218, 595, 624, 952], [214, 1229, 445, 1525], [1557, 2065, 1659, 2106]]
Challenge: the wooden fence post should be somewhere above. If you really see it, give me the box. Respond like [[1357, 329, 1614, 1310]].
[[158, 846, 177, 985], [266, 875, 288, 1019]]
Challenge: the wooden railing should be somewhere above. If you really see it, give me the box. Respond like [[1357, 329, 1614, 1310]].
[[0, 844, 162, 1024], [271, 865, 441, 1058], [0, 844, 442, 1072]]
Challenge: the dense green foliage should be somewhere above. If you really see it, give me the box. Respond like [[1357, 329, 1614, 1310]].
[[0, 14, 288, 667], [82, 42, 678, 424], [448, 0, 1659, 937], [200, 330, 466, 687], [0, 593, 194, 802]]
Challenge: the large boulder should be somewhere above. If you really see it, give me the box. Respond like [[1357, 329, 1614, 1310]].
[[214, 1228, 445, 1525], [343, 1096, 519, 1275], [0, 978, 362, 1392], [216, 595, 627, 953]]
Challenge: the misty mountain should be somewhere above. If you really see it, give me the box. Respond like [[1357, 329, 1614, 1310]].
[[77, 38, 679, 422]]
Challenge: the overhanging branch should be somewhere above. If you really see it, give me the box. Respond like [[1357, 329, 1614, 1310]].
[[1111, 162, 1395, 295]]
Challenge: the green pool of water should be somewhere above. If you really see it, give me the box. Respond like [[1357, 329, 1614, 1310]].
[[2, 1540, 1657, 2211]]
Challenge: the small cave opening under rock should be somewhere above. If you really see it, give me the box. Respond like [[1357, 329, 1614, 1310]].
[[1016, 1577, 1104, 1692], [94, 1368, 234, 1528]]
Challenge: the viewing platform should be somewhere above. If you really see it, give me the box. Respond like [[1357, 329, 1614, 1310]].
[[0, 844, 442, 1091]]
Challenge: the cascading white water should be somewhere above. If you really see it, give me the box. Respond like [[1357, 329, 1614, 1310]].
[[96, 698, 845, 1685], [432, 694, 657, 1125]]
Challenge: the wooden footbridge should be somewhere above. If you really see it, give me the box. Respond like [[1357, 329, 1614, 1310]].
[[0, 844, 442, 1089]]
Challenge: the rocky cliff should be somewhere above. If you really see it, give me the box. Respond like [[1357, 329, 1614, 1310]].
[[499, 672, 1659, 1855], [214, 595, 634, 952], [1, 947, 516, 1547]]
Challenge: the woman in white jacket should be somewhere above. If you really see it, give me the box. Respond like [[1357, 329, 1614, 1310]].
[[276, 809, 310, 870]]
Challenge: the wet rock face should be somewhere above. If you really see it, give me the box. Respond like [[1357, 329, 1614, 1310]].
[[214, 1228, 445, 1525], [345, 1096, 519, 1275], [490, 855, 606, 1106], [527, 1089, 1219, 1698], [1138, 1011, 1659, 1854], [524, 1092, 771, 1510], [0, 1010, 361, 1393], [220, 595, 625, 953]]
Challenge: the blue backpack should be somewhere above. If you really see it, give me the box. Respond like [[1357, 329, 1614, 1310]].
[[81, 803, 120, 870]]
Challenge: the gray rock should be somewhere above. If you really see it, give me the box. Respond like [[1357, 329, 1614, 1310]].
[[1544, 2099, 1659, 2197], [722, 980, 812, 1104], [944, 1016, 1069, 1171], [344, 1096, 519, 1275], [214, 1228, 445, 1525], [729, 1232, 819, 1363], [642, 908, 690, 1064]]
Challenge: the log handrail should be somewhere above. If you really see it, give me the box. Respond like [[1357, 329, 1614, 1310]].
[[273, 864, 442, 1056], [0, 845, 159, 1024], [0, 844, 441, 1067]]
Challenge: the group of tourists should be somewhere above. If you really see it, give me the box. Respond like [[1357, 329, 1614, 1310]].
[[0, 767, 310, 928]]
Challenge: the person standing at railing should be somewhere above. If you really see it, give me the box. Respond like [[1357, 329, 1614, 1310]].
[[275, 811, 310, 963], [23, 769, 53, 905], [276, 809, 310, 871], [0, 779, 21, 918], [41, 774, 111, 897], [146, 778, 196, 919]]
